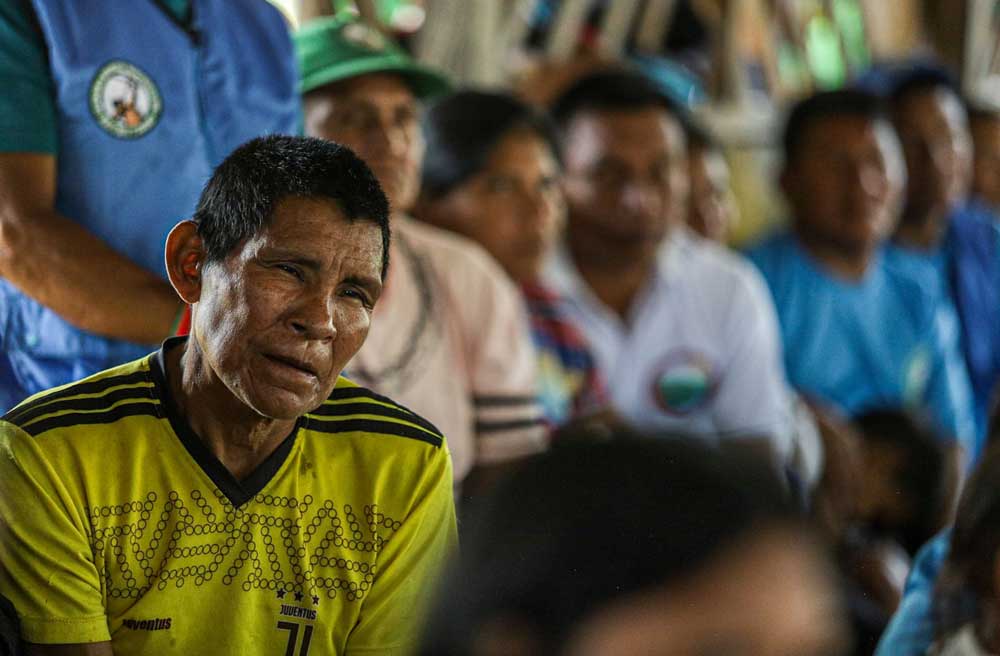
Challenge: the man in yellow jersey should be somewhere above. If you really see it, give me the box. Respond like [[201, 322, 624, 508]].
[[0, 135, 457, 655]]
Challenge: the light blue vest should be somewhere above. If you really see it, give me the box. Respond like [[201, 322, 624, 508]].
[[0, 0, 300, 411]]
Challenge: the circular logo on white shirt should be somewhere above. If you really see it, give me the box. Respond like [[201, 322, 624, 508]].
[[89, 60, 163, 139], [650, 350, 719, 415]]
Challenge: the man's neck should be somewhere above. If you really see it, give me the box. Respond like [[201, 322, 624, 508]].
[[793, 230, 874, 282], [166, 341, 296, 481], [894, 206, 950, 251], [567, 234, 657, 321]]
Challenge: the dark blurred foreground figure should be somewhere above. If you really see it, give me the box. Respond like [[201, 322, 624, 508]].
[[420, 437, 851, 656], [930, 443, 1000, 654]]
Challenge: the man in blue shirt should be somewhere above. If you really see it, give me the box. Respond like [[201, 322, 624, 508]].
[[886, 69, 1000, 451], [747, 90, 976, 481]]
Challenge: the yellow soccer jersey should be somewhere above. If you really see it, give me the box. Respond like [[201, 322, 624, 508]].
[[0, 340, 457, 655]]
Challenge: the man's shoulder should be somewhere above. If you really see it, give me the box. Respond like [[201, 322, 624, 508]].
[[302, 376, 447, 452], [742, 228, 796, 274], [669, 232, 776, 313], [677, 231, 766, 284], [1, 354, 159, 439]]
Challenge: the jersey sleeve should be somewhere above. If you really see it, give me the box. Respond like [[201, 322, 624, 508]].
[[458, 253, 548, 465], [344, 443, 457, 655], [0, 423, 109, 643], [925, 302, 977, 454], [712, 261, 795, 459], [0, 0, 57, 153]]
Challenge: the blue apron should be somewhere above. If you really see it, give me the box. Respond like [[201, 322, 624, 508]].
[[0, 0, 300, 411]]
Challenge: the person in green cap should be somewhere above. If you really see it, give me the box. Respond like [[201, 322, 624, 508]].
[[296, 16, 548, 499]]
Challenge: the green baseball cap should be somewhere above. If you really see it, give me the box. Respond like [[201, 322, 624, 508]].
[[295, 16, 451, 99]]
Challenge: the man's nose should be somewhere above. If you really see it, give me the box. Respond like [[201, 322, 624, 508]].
[[290, 294, 337, 341], [621, 179, 662, 218], [366, 118, 408, 159]]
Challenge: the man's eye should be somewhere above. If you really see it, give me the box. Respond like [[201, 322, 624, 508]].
[[342, 288, 374, 309], [276, 264, 303, 280], [485, 177, 516, 194]]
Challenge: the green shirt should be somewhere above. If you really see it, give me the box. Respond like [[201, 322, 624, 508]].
[[0, 0, 191, 154]]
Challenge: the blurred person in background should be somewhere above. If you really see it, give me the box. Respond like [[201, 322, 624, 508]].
[[295, 17, 547, 498], [685, 121, 739, 243], [886, 68, 1000, 455], [832, 409, 950, 653], [876, 412, 1000, 655], [854, 410, 951, 558], [746, 89, 975, 501], [544, 68, 797, 471], [968, 103, 1000, 214], [419, 436, 851, 656], [416, 89, 609, 432], [0, 0, 300, 412], [929, 443, 1000, 654]]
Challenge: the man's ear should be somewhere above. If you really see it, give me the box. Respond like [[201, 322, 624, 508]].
[[165, 220, 206, 304]]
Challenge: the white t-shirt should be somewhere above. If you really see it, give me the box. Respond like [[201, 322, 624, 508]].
[[542, 229, 795, 459], [347, 215, 546, 483]]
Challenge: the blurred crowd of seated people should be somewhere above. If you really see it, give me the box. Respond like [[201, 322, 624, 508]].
[[2, 2, 1000, 655]]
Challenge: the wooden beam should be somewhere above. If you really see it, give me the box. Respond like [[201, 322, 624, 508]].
[[636, 0, 679, 53]]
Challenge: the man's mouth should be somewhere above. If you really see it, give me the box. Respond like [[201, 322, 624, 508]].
[[262, 353, 320, 378]]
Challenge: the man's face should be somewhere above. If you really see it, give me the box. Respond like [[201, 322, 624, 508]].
[[971, 114, 1000, 209], [192, 196, 384, 420], [893, 88, 972, 218], [420, 128, 565, 284], [783, 115, 904, 255], [303, 73, 423, 213], [562, 107, 688, 257]]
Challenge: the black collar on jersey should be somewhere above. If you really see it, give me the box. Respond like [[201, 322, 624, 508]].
[[149, 336, 302, 508]]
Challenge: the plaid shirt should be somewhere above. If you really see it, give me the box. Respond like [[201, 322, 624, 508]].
[[521, 282, 607, 428]]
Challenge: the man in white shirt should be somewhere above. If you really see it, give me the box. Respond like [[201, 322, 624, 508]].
[[544, 69, 795, 465]]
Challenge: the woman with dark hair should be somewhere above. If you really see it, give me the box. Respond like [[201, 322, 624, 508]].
[[419, 437, 850, 655], [416, 89, 608, 429], [931, 444, 1000, 654]]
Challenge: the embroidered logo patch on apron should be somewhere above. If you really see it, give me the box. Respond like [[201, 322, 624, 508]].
[[89, 60, 163, 139]]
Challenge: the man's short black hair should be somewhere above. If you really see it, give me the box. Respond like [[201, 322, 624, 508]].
[[421, 90, 561, 200], [550, 67, 687, 135], [889, 66, 961, 109], [193, 135, 391, 279], [783, 89, 888, 165]]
